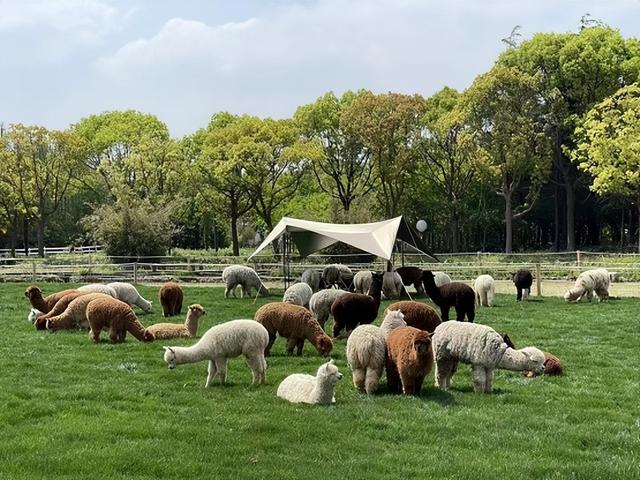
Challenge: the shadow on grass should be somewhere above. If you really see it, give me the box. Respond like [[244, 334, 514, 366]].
[[375, 384, 456, 406]]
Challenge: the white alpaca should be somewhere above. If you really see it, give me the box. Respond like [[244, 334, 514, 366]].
[[382, 271, 404, 299], [309, 288, 348, 328], [28, 308, 43, 324], [78, 283, 117, 297], [346, 310, 407, 394], [432, 321, 545, 393], [221, 265, 269, 298], [283, 283, 313, 308], [434, 272, 451, 287], [564, 268, 610, 303], [277, 359, 343, 405], [107, 282, 153, 312], [163, 319, 269, 387], [473, 274, 495, 307], [301, 269, 321, 292], [353, 271, 372, 294]]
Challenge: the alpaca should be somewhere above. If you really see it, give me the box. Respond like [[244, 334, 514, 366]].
[[331, 271, 384, 338], [77, 283, 117, 297], [301, 269, 322, 292], [34, 291, 88, 330], [283, 283, 313, 308], [395, 266, 425, 296], [353, 270, 372, 295], [163, 319, 269, 386], [24, 286, 78, 313], [322, 264, 354, 290], [146, 304, 206, 340], [277, 359, 343, 405], [383, 301, 442, 333], [386, 326, 434, 395], [254, 302, 333, 357], [474, 274, 496, 307], [421, 270, 475, 322], [107, 282, 153, 312], [382, 271, 404, 300], [45, 293, 113, 331], [432, 321, 546, 393], [28, 308, 43, 324], [346, 310, 407, 394], [159, 281, 184, 317], [308, 288, 348, 328], [564, 268, 610, 303], [221, 265, 269, 298], [524, 352, 563, 377], [85, 297, 155, 343], [434, 272, 452, 287], [512, 270, 533, 301]]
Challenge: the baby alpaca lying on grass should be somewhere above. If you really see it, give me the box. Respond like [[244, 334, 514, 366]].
[[146, 304, 206, 340], [564, 268, 610, 303], [277, 359, 343, 405]]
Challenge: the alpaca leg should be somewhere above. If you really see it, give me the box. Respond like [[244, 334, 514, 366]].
[[467, 303, 475, 323], [259, 355, 267, 384], [364, 366, 383, 395], [214, 357, 228, 385], [480, 290, 488, 307], [332, 320, 344, 339], [487, 288, 494, 307], [483, 367, 493, 393], [245, 355, 264, 385], [385, 358, 402, 393], [472, 364, 487, 393], [399, 369, 415, 395], [595, 287, 609, 302], [586, 289, 594, 302], [436, 359, 455, 390], [352, 368, 366, 392], [89, 328, 101, 343], [109, 324, 119, 342], [440, 306, 450, 322], [516, 287, 522, 301], [414, 375, 425, 396], [162, 303, 169, 317], [285, 337, 297, 355], [205, 360, 217, 388], [264, 333, 277, 356], [295, 339, 305, 356], [177, 298, 183, 315], [523, 288, 530, 300]]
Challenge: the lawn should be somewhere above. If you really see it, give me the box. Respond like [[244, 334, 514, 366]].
[[1, 283, 639, 479]]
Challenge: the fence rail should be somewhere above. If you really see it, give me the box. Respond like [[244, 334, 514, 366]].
[[0, 245, 102, 256]]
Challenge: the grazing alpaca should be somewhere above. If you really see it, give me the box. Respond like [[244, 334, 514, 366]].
[[24, 286, 78, 314], [564, 268, 610, 303], [146, 304, 206, 340], [309, 288, 348, 328], [107, 282, 153, 312], [221, 265, 269, 298], [524, 352, 563, 377], [283, 283, 314, 308], [34, 291, 87, 330], [474, 274, 496, 307], [346, 310, 407, 394], [382, 271, 404, 300], [163, 320, 269, 386], [353, 271, 372, 295], [386, 326, 434, 395], [277, 359, 343, 405], [77, 284, 117, 297], [254, 302, 333, 357], [301, 269, 322, 292], [432, 321, 545, 393], [330, 272, 384, 338], [434, 272, 452, 287], [512, 270, 533, 301], [322, 264, 354, 290], [395, 266, 425, 296], [159, 282, 184, 317], [383, 301, 442, 333], [85, 297, 154, 343], [45, 293, 113, 330], [421, 270, 475, 322]]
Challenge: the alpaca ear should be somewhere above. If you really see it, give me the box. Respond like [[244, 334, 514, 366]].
[[329, 358, 335, 365]]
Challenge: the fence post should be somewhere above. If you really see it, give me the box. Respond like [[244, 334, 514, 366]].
[[133, 262, 138, 285], [535, 263, 542, 297], [576, 250, 581, 266], [32, 262, 37, 282]]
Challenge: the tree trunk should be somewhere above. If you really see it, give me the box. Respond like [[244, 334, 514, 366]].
[[37, 214, 46, 258], [449, 216, 459, 253], [23, 216, 29, 256], [553, 181, 560, 251], [504, 193, 513, 254], [565, 182, 575, 251], [9, 213, 17, 258], [230, 213, 240, 257]]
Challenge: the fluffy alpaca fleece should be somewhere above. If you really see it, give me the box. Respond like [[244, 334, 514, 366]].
[[301, 269, 322, 292], [309, 288, 348, 328], [34, 291, 88, 330], [277, 359, 343, 405], [77, 283, 117, 297], [474, 274, 496, 307], [283, 283, 314, 308], [24, 286, 78, 313], [85, 297, 154, 343], [383, 301, 442, 333], [346, 310, 407, 394], [564, 268, 610, 303], [45, 293, 113, 330], [353, 270, 372, 294], [386, 326, 434, 395], [395, 266, 425, 296], [421, 270, 475, 322], [512, 270, 533, 301], [163, 319, 269, 386], [434, 272, 451, 287], [432, 321, 545, 393], [382, 271, 404, 300], [107, 282, 153, 312], [159, 281, 184, 317], [254, 302, 333, 357], [322, 264, 354, 290], [145, 304, 206, 340], [331, 272, 384, 338], [221, 265, 269, 298]]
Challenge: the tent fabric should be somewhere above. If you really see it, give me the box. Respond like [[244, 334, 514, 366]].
[[248, 216, 438, 261]]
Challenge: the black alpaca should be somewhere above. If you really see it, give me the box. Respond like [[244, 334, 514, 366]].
[[330, 272, 384, 338], [512, 270, 533, 301], [421, 270, 475, 322]]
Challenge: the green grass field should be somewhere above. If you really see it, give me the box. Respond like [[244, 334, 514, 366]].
[[1, 283, 639, 479]]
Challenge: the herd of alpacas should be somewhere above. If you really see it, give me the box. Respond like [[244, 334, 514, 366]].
[[24, 265, 612, 405]]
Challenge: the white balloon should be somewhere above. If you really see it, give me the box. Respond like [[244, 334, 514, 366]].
[[416, 219, 427, 232]]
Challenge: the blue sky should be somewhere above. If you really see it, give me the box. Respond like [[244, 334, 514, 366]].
[[1, 0, 639, 137]]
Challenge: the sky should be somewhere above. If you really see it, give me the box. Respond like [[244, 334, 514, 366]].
[[1, 0, 639, 137]]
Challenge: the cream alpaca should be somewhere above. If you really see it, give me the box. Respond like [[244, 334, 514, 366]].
[[353, 271, 372, 294], [77, 283, 118, 297], [277, 359, 343, 405], [382, 271, 404, 299], [473, 274, 496, 307], [221, 265, 270, 298], [282, 283, 314, 308], [163, 320, 269, 387], [564, 268, 610, 303], [309, 288, 347, 328], [146, 304, 206, 340], [107, 282, 153, 312], [432, 321, 546, 393]]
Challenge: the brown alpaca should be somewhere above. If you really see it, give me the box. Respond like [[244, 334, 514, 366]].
[[384, 301, 442, 333], [34, 291, 87, 330], [85, 297, 154, 343], [45, 293, 112, 331], [145, 304, 206, 340], [386, 326, 434, 395], [254, 302, 333, 357], [25, 286, 78, 313], [159, 282, 184, 317], [524, 352, 563, 377]]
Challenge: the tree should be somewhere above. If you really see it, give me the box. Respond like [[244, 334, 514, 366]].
[[573, 83, 640, 252]]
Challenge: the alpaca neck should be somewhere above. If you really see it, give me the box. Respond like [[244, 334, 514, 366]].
[[30, 295, 48, 312], [173, 344, 208, 365], [184, 313, 200, 336], [311, 376, 335, 404], [423, 279, 444, 305], [368, 282, 383, 310], [497, 348, 529, 372]]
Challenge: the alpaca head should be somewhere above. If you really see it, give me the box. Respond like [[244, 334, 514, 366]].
[[368, 272, 384, 292], [25, 286, 43, 301], [317, 335, 334, 356], [421, 270, 436, 286], [381, 309, 407, 331], [259, 284, 270, 296], [163, 346, 177, 369], [188, 304, 206, 317], [413, 331, 433, 357], [143, 330, 155, 342], [317, 359, 343, 384], [563, 288, 581, 302], [141, 300, 153, 313], [519, 347, 546, 373], [28, 308, 43, 324]]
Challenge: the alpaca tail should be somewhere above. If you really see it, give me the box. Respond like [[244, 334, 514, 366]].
[[127, 313, 154, 342]]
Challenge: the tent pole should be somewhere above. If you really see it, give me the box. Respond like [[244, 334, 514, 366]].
[[283, 233, 290, 290], [401, 241, 405, 267]]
